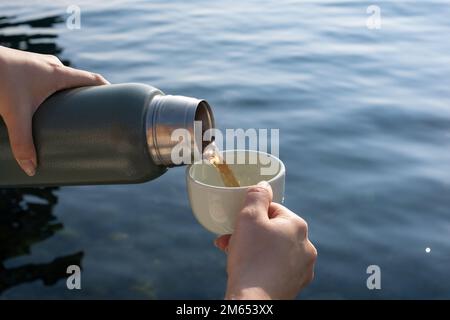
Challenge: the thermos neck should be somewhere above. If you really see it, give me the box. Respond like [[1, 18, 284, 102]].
[[146, 94, 215, 167]]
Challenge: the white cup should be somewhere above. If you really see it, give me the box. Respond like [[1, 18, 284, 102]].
[[186, 150, 285, 234]]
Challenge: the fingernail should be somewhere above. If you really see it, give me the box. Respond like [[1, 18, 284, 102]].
[[18, 159, 36, 177], [257, 180, 270, 188], [213, 239, 220, 248], [224, 246, 229, 254]]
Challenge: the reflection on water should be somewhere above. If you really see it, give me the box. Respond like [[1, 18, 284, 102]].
[[0, 187, 83, 293], [0, 15, 70, 65], [0, 15, 82, 295]]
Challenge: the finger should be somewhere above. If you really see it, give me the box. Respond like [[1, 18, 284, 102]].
[[55, 66, 110, 90], [40, 54, 63, 67], [269, 202, 309, 239], [269, 202, 306, 223], [214, 234, 231, 252], [4, 112, 37, 176], [268, 202, 294, 219], [239, 181, 273, 221]]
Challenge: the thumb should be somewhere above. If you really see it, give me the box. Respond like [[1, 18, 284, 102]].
[[239, 181, 273, 221], [55, 66, 109, 90], [5, 113, 37, 176]]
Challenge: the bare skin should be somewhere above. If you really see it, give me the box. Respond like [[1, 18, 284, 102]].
[[0, 46, 317, 300], [215, 181, 317, 300], [0, 46, 109, 176]]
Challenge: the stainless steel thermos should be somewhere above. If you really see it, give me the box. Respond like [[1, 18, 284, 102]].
[[0, 83, 215, 187]]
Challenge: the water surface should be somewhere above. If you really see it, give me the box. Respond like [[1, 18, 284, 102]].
[[1, 0, 450, 299]]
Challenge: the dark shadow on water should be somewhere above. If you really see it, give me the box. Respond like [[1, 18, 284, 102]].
[[0, 15, 70, 65], [0, 188, 83, 293], [0, 14, 82, 295]]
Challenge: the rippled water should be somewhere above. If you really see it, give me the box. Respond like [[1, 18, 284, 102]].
[[1, 0, 450, 299]]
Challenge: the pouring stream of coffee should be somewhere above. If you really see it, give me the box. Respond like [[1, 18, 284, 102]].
[[202, 142, 240, 187]]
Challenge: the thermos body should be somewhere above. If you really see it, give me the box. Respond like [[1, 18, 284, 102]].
[[0, 83, 214, 187]]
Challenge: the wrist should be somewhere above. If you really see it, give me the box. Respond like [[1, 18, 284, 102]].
[[225, 286, 272, 300]]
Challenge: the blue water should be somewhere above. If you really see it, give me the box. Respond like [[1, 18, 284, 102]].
[[1, 0, 450, 299]]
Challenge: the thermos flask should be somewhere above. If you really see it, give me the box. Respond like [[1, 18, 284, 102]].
[[0, 83, 215, 187]]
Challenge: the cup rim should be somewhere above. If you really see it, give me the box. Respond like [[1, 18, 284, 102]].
[[186, 149, 285, 190]]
